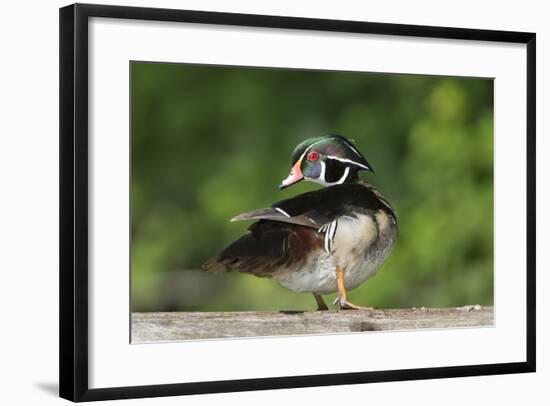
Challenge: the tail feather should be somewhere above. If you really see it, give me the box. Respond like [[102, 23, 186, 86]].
[[201, 222, 290, 276]]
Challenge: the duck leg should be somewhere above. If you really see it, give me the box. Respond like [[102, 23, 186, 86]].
[[335, 266, 375, 310], [313, 293, 329, 311]]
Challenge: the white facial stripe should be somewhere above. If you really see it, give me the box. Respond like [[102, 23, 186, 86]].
[[319, 161, 326, 183], [336, 166, 351, 184], [307, 164, 349, 187], [326, 155, 369, 170], [300, 138, 365, 187], [302, 137, 348, 162], [274, 207, 291, 217], [304, 138, 366, 164]]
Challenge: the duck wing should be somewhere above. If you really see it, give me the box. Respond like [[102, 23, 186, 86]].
[[230, 186, 342, 230], [231, 182, 393, 230], [201, 221, 324, 276], [202, 183, 395, 275], [231, 206, 327, 229]]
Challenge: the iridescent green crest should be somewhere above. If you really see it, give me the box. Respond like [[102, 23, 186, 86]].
[[290, 134, 373, 172]]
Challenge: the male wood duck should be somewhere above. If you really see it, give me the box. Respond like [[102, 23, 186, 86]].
[[202, 134, 397, 310]]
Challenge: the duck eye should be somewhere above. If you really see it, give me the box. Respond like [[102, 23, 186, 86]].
[[307, 151, 319, 161]]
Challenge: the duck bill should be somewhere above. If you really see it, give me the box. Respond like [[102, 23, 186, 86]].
[[279, 160, 304, 190]]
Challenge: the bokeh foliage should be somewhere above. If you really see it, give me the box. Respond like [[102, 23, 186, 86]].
[[131, 62, 493, 312]]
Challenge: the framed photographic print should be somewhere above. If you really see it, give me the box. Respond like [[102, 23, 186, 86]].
[[59, 3, 536, 402]]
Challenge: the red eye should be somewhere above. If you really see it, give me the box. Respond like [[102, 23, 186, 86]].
[[307, 151, 319, 161]]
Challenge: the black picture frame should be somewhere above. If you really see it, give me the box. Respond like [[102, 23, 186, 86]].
[[59, 3, 536, 402]]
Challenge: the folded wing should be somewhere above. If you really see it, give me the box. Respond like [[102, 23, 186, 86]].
[[201, 221, 324, 276]]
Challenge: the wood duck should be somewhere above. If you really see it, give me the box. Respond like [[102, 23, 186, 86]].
[[202, 134, 397, 310]]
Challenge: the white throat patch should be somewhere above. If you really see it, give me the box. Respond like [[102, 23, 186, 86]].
[[307, 163, 351, 187]]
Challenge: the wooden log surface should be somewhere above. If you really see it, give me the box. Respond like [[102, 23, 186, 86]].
[[132, 305, 493, 342]]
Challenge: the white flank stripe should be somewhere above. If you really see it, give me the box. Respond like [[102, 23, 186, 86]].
[[321, 220, 338, 254], [324, 231, 331, 253], [329, 220, 338, 241], [330, 220, 338, 251]]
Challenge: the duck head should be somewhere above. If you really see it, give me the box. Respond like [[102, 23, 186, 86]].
[[279, 134, 374, 189]]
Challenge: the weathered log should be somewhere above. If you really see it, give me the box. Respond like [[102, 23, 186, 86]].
[[131, 305, 493, 342]]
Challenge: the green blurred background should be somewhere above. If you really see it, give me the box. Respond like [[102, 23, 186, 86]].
[[131, 62, 493, 312]]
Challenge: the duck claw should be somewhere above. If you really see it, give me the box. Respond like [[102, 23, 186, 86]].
[[334, 295, 375, 311]]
